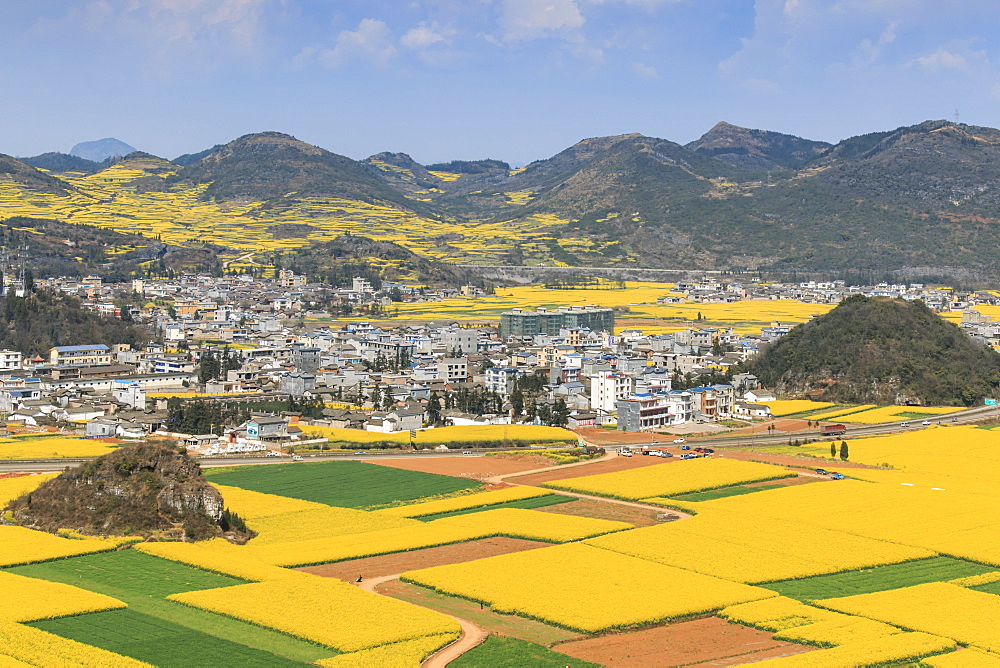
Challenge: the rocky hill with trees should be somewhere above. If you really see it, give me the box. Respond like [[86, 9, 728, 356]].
[[3, 441, 253, 542], [744, 295, 1000, 406]]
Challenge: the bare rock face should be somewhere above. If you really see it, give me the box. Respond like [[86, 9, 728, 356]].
[[3, 441, 251, 542]]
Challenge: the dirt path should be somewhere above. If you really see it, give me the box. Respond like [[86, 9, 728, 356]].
[[356, 575, 486, 667]]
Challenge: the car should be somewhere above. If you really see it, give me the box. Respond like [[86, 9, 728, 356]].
[[951, 417, 959, 422], [815, 468, 829, 475], [462, 450, 473, 455], [291, 455, 303, 461], [673, 438, 686, 444], [703, 448, 715, 454], [680, 453, 697, 460], [353, 450, 367, 455], [681, 444, 691, 450], [621, 450, 632, 457], [921, 420, 932, 426], [265, 451, 280, 457], [900, 421, 910, 427], [830, 472, 846, 480]]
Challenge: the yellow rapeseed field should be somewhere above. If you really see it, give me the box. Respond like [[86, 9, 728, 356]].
[[0, 526, 137, 567], [248, 508, 629, 566], [719, 596, 849, 632], [830, 405, 960, 424], [210, 484, 330, 520], [820, 582, 1000, 653], [774, 617, 902, 647], [759, 400, 835, 416], [925, 648, 1000, 667], [403, 543, 775, 633], [753, 632, 954, 667], [546, 458, 792, 500], [585, 512, 932, 583], [316, 633, 458, 668], [247, 506, 419, 545], [133, 540, 303, 582], [374, 487, 553, 518], [169, 577, 460, 652], [0, 474, 56, 506], [806, 404, 877, 421], [0, 571, 126, 622], [0, 622, 149, 667], [0, 437, 119, 459], [299, 424, 575, 445]]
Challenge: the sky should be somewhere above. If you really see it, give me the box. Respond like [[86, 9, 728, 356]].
[[1, 0, 999, 166]]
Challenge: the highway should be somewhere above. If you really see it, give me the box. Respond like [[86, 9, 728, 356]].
[[1, 404, 998, 473]]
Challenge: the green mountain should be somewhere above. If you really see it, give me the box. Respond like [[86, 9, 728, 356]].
[[744, 295, 1000, 406], [170, 132, 422, 211], [685, 121, 831, 170]]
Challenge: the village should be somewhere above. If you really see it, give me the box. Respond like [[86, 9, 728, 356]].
[[0, 270, 996, 455]]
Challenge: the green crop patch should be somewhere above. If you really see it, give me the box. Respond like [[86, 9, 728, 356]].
[[416, 494, 575, 521], [32, 608, 307, 667], [9, 549, 243, 597], [204, 460, 483, 508], [672, 483, 785, 502], [9, 549, 331, 663], [449, 636, 600, 668], [763, 556, 994, 600]]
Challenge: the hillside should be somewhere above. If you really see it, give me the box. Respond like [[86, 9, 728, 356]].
[[4, 441, 253, 542], [171, 132, 422, 211], [745, 295, 1000, 406], [0, 289, 149, 356], [7, 120, 1000, 275], [685, 121, 831, 170], [70, 138, 138, 162]]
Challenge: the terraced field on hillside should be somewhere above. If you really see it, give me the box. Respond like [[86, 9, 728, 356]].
[[0, 165, 606, 264]]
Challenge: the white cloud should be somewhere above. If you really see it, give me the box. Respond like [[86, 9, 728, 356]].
[[910, 48, 968, 72], [852, 20, 898, 66], [498, 0, 585, 42], [401, 21, 455, 49], [632, 61, 658, 78], [320, 18, 397, 67]]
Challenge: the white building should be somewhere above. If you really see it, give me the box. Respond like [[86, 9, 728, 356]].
[[590, 371, 632, 414], [0, 350, 22, 370]]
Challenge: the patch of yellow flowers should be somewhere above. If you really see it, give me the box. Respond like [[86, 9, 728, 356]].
[[754, 632, 955, 666], [316, 633, 457, 667], [375, 487, 553, 518], [586, 512, 932, 583], [403, 543, 775, 633], [547, 458, 792, 500], [248, 508, 630, 567], [0, 572, 126, 623], [169, 577, 460, 652], [0, 526, 138, 568], [820, 582, 1000, 653]]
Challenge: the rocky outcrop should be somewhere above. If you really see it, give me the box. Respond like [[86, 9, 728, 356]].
[[3, 441, 252, 542]]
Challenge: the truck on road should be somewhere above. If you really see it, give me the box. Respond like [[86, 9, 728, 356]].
[[822, 424, 847, 436]]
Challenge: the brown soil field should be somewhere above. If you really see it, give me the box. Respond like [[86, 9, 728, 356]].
[[373, 455, 548, 480], [377, 579, 582, 646], [296, 537, 550, 580], [0, 472, 33, 480], [537, 497, 670, 527], [554, 616, 814, 667], [509, 455, 668, 486]]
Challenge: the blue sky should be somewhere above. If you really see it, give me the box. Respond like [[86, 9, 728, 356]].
[[1, 0, 998, 165]]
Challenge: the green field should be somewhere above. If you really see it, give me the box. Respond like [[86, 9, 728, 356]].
[[416, 495, 575, 521], [448, 636, 600, 668], [672, 483, 786, 502], [33, 608, 306, 667], [763, 556, 994, 600], [10, 550, 331, 663], [204, 460, 483, 508]]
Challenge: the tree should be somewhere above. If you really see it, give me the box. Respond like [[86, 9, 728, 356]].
[[426, 392, 442, 426], [830, 442, 837, 458], [839, 441, 849, 461], [510, 386, 524, 418]]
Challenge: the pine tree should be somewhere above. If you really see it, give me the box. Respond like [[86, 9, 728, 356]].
[[840, 441, 849, 461], [830, 442, 837, 458]]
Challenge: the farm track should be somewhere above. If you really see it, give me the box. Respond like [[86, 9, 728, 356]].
[[357, 574, 487, 667]]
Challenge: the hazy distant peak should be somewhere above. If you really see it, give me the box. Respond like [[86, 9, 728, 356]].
[[70, 138, 138, 163]]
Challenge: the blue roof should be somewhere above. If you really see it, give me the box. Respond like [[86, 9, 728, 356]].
[[53, 345, 109, 352]]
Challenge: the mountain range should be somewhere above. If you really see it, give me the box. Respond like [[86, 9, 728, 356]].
[[5, 119, 1000, 278]]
